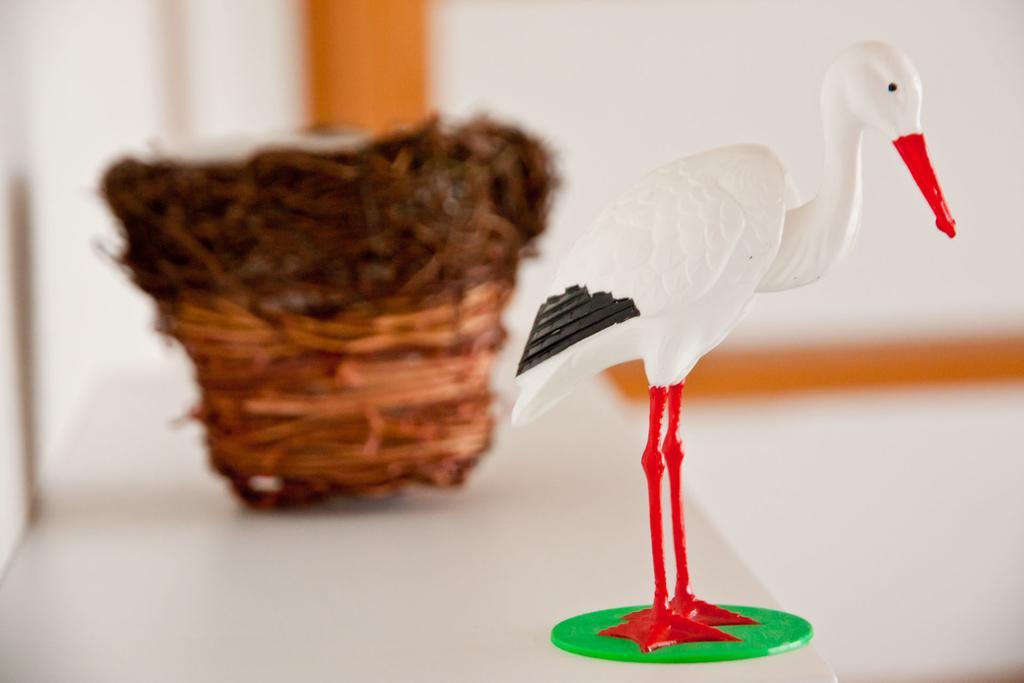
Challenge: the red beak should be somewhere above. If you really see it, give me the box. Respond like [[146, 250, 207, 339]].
[[893, 133, 956, 238]]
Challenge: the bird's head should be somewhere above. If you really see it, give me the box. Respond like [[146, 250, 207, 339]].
[[825, 41, 956, 238]]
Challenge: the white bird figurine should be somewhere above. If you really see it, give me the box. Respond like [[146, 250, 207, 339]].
[[512, 42, 956, 653]]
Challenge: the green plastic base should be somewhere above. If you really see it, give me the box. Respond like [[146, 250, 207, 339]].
[[550, 604, 812, 664]]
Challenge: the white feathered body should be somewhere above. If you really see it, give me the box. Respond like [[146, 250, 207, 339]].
[[512, 144, 794, 425]]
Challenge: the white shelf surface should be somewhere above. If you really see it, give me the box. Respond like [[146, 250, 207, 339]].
[[0, 373, 835, 683]]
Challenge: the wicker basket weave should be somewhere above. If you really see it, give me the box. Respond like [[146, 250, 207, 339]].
[[103, 117, 555, 507]]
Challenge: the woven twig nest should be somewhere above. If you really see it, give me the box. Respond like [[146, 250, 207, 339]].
[[103, 117, 556, 507]]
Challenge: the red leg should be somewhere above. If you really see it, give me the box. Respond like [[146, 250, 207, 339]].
[[663, 383, 692, 602], [642, 385, 670, 616], [599, 386, 738, 652], [664, 382, 757, 627]]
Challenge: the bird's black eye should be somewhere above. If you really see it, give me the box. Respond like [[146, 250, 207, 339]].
[[888, 82, 898, 92]]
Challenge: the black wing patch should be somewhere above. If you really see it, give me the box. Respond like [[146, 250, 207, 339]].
[[516, 285, 640, 376]]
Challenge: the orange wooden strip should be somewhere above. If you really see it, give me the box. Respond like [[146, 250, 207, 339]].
[[305, 0, 428, 132], [605, 334, 1024, 402]]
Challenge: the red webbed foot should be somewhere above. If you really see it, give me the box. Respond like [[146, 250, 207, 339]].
[[599, 606, 739, 653], [671, 596, 758, 626]]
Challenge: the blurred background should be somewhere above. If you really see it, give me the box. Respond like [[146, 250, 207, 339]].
[[1, 1, 1022, 682]]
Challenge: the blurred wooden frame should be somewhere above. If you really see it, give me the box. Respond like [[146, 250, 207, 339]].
[[607, 335, 1024, 402], [304, 0, 428, 132], [303, 1, 1024, 401]]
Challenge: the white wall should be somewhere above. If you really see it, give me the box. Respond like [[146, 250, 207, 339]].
[[23, 0, 305, 475], [433, 0, 1024, 351], [0, 0, 30, 575], [173, 0, 305, 141], [25, 0, 172, 478]]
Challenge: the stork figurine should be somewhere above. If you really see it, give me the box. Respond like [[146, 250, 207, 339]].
[[513, 42, 956, 658]]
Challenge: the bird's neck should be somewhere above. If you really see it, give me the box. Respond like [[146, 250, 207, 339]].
[[760, 99, 865, 291]]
